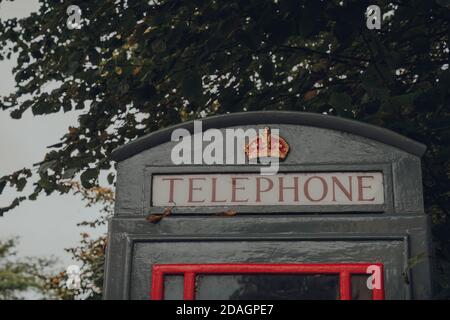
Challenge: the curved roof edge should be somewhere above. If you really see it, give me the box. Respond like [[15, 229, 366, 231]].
[[111, 111, 427, 162]]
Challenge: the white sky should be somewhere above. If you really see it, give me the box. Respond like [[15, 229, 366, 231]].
[[0, 0, 107, 268]]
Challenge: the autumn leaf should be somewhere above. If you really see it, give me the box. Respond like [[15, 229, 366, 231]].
[[132, 66, 142, 76], [215, 209, 237, 217], [303, 90, 317, 101], [145, 207, 173, 224], [68, 126, 78, 135], [146, 214, 164, 224]]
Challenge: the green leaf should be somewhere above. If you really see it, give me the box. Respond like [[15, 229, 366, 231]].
[[0, 178, 6, 195], [151, 39, 166, 53], [0, 197, 25, 217], [436, 0, 450, 8], [107, 173, 115, 185], [260, 60, 274, 82], [10, 109, 23, 119], [181, 71, 203, 101], [389, 93, 417, 109], [80, 168, 99, 189], [38, 160, 57, 174], [62, 168, 79, 179], [328, 92, 352, 110], [16, 178, 27, 192]]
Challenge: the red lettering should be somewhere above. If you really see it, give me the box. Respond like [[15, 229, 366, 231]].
[[188, 177, 205, 203], [332, 176, 353, 202], [279, 177, 299, 202], [304, 176, 328, 202], [211, 177, 226, 203], [256, 177, 274, 202], [162, 177, 183, 204], [358, 176, 375, 201], [231, 177, 249, 203]]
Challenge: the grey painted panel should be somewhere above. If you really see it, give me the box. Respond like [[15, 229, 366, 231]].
[[115, 124, 421, 215], [393, 156, 425, 213], [103, 215, 432, 299], [129, 239, 408, 300]]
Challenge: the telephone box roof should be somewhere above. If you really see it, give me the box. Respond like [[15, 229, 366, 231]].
[[111, 111, 426, 162]]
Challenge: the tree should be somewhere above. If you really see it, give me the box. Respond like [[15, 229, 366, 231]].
[[43, 182, 112, 300], [0, 0, 449, 296], [0, 238, 54, 299], [43, 233, 106, 300]]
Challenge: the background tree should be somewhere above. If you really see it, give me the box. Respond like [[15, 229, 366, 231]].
[[0, 238, 54, 299], [42, 182, 112, 300], [0, 0, 449, 297]]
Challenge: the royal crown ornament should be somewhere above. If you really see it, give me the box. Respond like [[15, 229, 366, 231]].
[[245, 127, 289, 161]]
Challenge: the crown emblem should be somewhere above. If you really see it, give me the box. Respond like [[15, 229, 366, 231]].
[[245, 127, 289, 160]]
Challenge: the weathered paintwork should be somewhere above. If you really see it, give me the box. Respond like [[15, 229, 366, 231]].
[[103, 111, 433, 300]]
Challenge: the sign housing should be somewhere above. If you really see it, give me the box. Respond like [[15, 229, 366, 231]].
[[152, 172, 384, 207]]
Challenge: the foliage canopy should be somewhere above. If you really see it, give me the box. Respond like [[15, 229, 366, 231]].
[[0, 0, 449, 296], [0, 238, 53, 299]]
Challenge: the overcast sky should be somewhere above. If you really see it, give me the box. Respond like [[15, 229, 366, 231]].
[[0, 0, 106, 267]]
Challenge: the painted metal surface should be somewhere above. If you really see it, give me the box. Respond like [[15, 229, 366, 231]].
[[151, 263, 384, 300], [104, 111, 433, 300], [111, 111, 426, 161]]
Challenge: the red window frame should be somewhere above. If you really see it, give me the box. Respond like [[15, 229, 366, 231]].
[[151, 263, 384, 300]]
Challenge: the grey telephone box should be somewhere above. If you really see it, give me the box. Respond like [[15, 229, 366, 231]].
[[103, 111, 433, 300]]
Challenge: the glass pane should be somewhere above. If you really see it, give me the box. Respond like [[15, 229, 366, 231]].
[[195, 274, 339, 300], [351, 275, 372, 300], [163, 275, 184, 300]]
